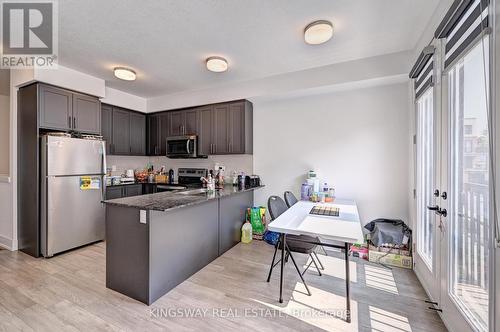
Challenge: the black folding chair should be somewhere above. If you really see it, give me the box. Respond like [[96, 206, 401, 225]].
[[266, 196, 325, 295], [284, 191, 329, 261]]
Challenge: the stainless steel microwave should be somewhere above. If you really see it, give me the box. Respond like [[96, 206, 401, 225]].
[[166, 135, 199, 158]]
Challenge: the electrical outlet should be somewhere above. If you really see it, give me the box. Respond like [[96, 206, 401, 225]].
[[215, 164, 226, 173]]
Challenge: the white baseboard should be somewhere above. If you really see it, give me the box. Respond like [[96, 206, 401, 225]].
[[0, 235, 14, 251]]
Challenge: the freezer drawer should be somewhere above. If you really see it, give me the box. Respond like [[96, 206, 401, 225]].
[[41, 175, 105, 257], [45, 136, 105, 176]]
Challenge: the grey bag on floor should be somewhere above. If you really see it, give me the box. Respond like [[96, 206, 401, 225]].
[[364, 219, 411, 247]]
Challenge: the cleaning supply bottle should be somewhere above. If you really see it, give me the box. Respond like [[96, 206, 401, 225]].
[[241, 220, 252, 243]]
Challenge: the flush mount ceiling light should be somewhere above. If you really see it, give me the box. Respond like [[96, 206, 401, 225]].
[[206, 56, 228, 72], [114, 67, 136, 81], [304, 20, 334, 45]]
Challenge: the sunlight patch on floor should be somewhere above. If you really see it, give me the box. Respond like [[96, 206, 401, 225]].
[[253, 283, 359, 332], [303, 254, 357, 283], [369, 306, 412, 332], [364, 265, 398, 295]]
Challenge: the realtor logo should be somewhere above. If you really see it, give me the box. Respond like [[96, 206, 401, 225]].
[[1, 0, 58, 68]]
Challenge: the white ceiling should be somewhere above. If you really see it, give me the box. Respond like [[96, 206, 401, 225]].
[[58, 0, 440, 98]]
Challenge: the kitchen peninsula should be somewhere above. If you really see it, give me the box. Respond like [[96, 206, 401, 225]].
[[104, 185, 263, 304]]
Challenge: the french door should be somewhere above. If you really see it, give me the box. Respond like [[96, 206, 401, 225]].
[[415, 86, 441, 300], [416, 38, 491, 332], [440, 38, 491, 332]]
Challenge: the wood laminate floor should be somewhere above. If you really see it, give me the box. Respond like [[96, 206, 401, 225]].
[[0, 241, 447, 332]]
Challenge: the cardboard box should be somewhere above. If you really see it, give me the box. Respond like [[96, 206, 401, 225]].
[[369, 244, 411, 257], [368, 250, 413, 269]]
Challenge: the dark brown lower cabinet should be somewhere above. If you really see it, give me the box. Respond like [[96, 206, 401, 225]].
[[106, 184, 143, 199]]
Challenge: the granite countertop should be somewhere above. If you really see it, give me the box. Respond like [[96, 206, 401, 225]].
[[103, 185, 264, 212], [106, 181, 181, 187]]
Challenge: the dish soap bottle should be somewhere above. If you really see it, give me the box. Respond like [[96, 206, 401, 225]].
[[241, 220, 252, 244]]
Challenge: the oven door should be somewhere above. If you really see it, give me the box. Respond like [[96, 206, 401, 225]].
[[166, 136, 197, 158]]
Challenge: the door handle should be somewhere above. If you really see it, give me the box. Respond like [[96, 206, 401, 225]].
[[73, 117, 76, 129], [68, 116, 71, 128], [433, 189, 439, 197], [186, 139, 190, 154], [427, 205, 447, 217]]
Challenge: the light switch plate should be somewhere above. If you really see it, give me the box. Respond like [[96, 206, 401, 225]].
[[140, 210, 147, 224]]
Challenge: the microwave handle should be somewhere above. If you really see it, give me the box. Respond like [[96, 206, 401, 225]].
[[186, 139, 190, 154]]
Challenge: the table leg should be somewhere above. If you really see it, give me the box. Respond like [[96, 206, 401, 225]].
[[344, 242, 351, 323], [279, 233, 286, 303]]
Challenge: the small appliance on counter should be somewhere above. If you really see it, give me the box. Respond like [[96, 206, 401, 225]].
[[245, 175, 261, 188]]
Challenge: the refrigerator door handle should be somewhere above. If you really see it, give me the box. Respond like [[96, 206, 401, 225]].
[[102, 141, 107, 204]]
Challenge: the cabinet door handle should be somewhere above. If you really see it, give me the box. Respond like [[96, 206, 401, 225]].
[[73, 117, 76, 129], [68, 116, 71, 128]]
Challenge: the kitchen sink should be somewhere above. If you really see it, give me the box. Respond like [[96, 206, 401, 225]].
[[178, 188, 209, 195]]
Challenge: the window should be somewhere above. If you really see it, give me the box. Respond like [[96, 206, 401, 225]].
[[448, 39, 489, 332], [416, 87, 434, 270]]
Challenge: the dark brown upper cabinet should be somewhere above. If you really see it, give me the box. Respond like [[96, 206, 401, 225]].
[[129, 112, 146, 155], [145, 100, 252, 157], [228, 101, 252, 154], [199, 100, 253, 155], [39, 83, 100, 134], [39, 84, 74, 131], [184, 109, 198, 135], [147, 114, 161, 156], [197, 106, 214, 156], [72, 92, 101, 134], [213, 104, 230, 154], [167, 109, 197, 137], [101, 104, 113, 154], [159, 113, 170, 155], [111, 108, 130, 155], [103, 104, 147, 156], [168, 110, 184, 136]]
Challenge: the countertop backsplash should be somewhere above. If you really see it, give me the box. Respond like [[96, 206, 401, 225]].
[[106, 154, 253, 179], [106, 156, 151, 176]]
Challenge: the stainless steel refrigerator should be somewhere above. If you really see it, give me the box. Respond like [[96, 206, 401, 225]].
[[40, 135, 106, 257]]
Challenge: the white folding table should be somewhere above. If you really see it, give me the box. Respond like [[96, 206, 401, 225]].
[[267, 199, 364, 323]]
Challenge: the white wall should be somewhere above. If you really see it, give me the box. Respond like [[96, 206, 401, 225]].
[[253, 83, 411, 225], [0, 95, 9, 175], [102, 87, 147, 112]]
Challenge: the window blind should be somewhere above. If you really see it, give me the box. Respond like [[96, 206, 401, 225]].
[[410, 46, 435, 99], [435, 0, 489, 69]]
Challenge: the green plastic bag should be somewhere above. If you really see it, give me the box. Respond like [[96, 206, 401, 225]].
[[247, 207, 265, 234]]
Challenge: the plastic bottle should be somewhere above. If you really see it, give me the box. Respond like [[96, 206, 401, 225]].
[[207, 174, 215, 192], [241, 221, 252, 243], [313, 178, 320, 193]]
